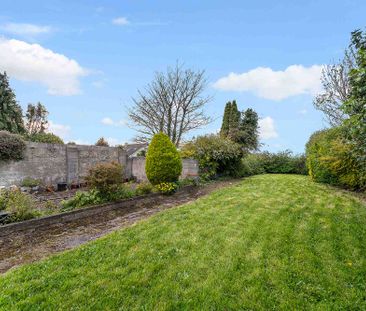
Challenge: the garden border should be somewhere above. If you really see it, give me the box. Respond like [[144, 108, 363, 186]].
[[0, 187, 194, 238]]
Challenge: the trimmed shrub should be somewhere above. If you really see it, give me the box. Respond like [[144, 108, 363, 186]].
[[0, 130, 26, 161], [145, 133, 182, 185], [27, 132, 64, 144], [85, 162, 124, 196], [306, 127, 364, 189], [180, 134, 242, 180]]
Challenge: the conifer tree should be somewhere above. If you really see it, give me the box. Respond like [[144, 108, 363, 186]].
[[228, 100, 240, 141], [0, 72, 25, 134], [220, 101, 232, 138], [238, 108, 259, 151]]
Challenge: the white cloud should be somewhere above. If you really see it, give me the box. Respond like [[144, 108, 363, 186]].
[[47, 121, 71, 140], [213, 65, 323, 100], [0, 38, 88, 95], [112, 17, 129, 26], [0, 23, 52, 36], [258, 117, 278, 140], [101, 117, 126, 127]]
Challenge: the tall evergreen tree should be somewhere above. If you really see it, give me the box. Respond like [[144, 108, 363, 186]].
[[237, 108, 259, 151], [228, 100, 240, 141], [220, 101, 232, 138], [0, 72, 25, 134]]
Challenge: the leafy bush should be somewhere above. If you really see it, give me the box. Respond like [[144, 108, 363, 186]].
[[61, 185, 136, 211], [261, 151, 307, 175], [21, 177, 41, 187], [155, 182, 178, 195], [239, 151, 306, 177], [306, 127, 364, 189], [240, 154, 266, 176], [26, 132, 64, 144], [145, 133, 182, 185], [61, 190, 104, 211], [135, 182, 154, 195], [85, 162, 124, 196], [180, 134, 242, 180], [0, 130, 26, 161], [0, 189, 39, 222]]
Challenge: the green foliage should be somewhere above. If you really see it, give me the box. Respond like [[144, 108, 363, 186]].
[[220, 100, 240, 140], [306, 127, 364, 189], [237, 108, 259, 151], [95, 137, 109, 147], [0, 130, 26, 161], [27, 132, 64, 144], [341, 29, 366, 184], [155, 182, 178, 195], [0, 72, 25, 134], [61, 190, 104, 211], [135, 182, 154, 195], [240, 154, 266, 176], [145, 133, 182, 185], [61, 186, 136, 211], [85, 162, 124, 196], [239, 151, 306, 177], [220, 102, 259, 151], [181, 134, 242, 180], [0, 189, 39, 222], [260, 151, 307, 175], [220, 101, 232, 138], [177, 177, 200, 188], [21, 177, 41, 188]]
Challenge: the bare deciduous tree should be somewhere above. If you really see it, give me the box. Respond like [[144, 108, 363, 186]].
[[128, 64, 212, 146], [313, 48, 356, 126]]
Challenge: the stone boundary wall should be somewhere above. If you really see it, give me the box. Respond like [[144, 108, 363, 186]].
[[0, 142, 127, 187], [0, 142, 199, 187]]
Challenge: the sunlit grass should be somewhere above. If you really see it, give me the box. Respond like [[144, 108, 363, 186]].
[[1, 174, 366, 310]]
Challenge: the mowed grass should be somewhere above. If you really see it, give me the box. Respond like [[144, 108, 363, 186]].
[[1, 175, 366, 310]]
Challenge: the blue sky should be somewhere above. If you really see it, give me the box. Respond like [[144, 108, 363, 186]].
[[0, 0, 365, 152]]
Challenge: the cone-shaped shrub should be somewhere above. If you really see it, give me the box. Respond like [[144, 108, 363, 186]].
[[145, 133, 182, 185]]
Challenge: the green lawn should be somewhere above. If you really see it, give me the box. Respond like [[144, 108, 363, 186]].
[[1, 175, 366, 310]]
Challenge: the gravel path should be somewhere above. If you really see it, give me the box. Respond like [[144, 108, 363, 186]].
[[0, 180, 238, 273]]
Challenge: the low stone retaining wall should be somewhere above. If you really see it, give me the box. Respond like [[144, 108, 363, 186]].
[[0, 186, 197, 238], [0, 192, 160, 237]]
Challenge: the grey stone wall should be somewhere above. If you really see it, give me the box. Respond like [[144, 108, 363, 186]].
[[0, 142, 127, 187], [0, 142, 199, 187]]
